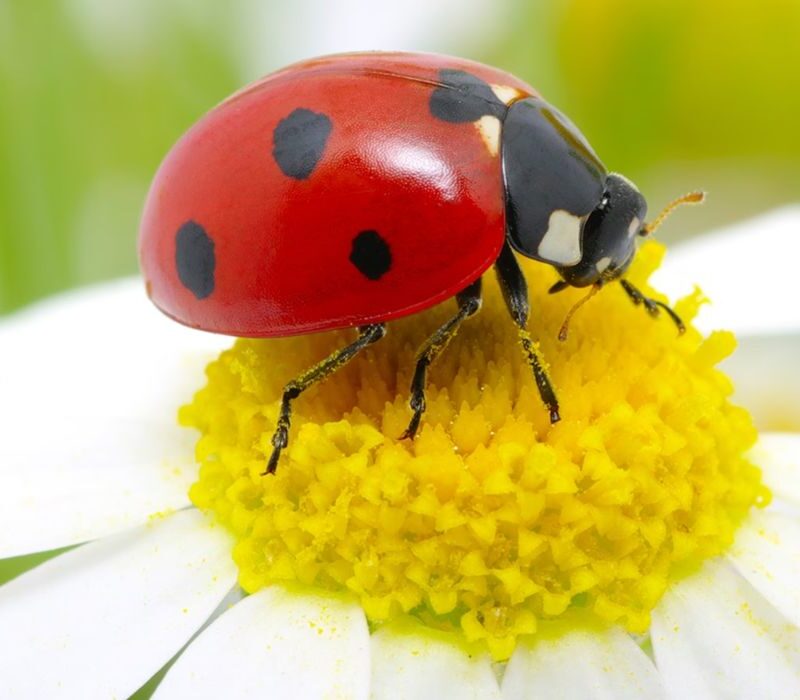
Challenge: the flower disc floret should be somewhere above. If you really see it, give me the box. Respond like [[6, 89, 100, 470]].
[[183, 243, 768, 660]]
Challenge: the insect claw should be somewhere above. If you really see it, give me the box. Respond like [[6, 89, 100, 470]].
[[400, 412, 423, 441], [263, 448, 281, 476]]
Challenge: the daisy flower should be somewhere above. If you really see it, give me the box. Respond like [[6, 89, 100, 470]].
[[1, 210, 799, 699]]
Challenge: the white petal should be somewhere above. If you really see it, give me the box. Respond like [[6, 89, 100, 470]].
[[652, 206, 800, 335], [501, 627, 664, 700], [0, 509, 236, 700], [371, 624, 500, 700], [720, 334, 800, 432], [650, 559, 800, 700], [155, 587, 370, 700], [0, 278, 230, 429], [750, 433, 800, 508], [0, 279, 230, 555], [0, 418, 199, 557], [728, 510, 800, 628]]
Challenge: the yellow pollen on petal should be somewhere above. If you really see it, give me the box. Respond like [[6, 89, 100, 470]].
[[182, 242, 769, 661]]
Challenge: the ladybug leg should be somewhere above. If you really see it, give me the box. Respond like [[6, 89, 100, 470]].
[[264, 323, 386, 475], [400, 278, 482, 441], [494, 241, 561, 423], [620, 279, 685, 334]]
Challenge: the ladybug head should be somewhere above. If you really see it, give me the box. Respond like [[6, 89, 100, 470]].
[[502, 98, 650, 287], [501, 96, 704, 289], [556, 173, 647, 288]]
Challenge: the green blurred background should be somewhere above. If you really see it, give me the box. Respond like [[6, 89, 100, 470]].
[[1, 0, 799, 314]]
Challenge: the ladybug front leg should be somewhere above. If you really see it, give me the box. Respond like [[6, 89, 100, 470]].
[[619, 279, 685, 334], [400, 278, 482, 441], [494, 241, 561, 423], [264, 323, 387, 475]]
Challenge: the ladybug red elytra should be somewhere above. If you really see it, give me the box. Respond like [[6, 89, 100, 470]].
[[139, 51, 701, 473]]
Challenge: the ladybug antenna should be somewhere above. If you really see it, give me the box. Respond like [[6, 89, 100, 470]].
[[641, 191, 705, 236], [558, 284, 601, 341]]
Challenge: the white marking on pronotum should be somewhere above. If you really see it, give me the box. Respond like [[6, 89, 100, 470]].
[[475, 86, 523, 156], [475, 115, 501, 156], [538, 210, 583, 266], [595, 256, 612, 273], [628, 216, 641, 238], [491, 84, 523, 105]]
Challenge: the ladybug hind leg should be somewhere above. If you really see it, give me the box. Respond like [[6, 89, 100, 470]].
[[264, 323, 387, 475], [494, 241, 561, 423], [400, 278, 483, 441]]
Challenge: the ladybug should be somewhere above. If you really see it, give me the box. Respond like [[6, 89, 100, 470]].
[[139, 51, 701, 473]]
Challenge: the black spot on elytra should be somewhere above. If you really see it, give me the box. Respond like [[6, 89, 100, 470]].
[[175, 221, 215, 299], [349, 230, 391, 281], [272, 108, 333, 179], [429, 69, 506, 123]]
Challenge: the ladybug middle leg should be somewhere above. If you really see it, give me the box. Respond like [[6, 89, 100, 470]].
[[264, 323, 386, 475], [494, 241, 561, 423], [400, 278, 483, 440]]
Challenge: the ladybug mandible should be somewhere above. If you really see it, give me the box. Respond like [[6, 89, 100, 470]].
[[139, 51, 701, 473]]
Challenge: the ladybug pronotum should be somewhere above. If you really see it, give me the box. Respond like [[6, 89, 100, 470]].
[[139, 51, 701, 473]]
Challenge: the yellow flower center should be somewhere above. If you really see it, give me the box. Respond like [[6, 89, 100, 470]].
[[182, 242, 768, 660]]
